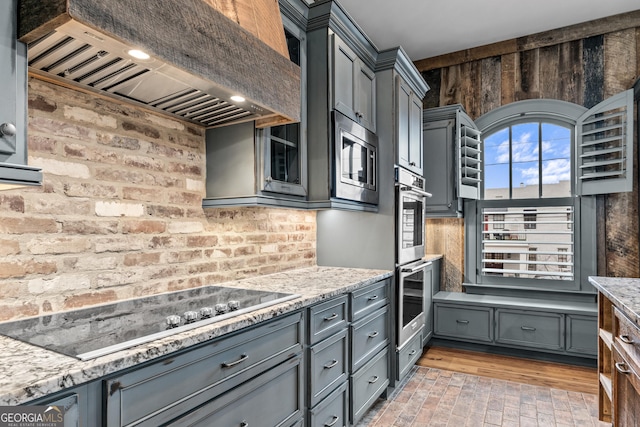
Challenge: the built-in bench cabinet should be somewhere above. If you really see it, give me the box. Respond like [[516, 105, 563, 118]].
[[433, 292, 597, 358], [25, 278, 392, 427]]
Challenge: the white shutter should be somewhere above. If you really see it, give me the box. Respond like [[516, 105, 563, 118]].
[[456, 109, 482, 199], [576, 89, 634, 195]]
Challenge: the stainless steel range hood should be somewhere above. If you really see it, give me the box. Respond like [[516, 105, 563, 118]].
[[18, 0, 301, 128]]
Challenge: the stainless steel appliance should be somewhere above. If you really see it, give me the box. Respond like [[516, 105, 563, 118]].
[[397, 258, 432, 347], [0, 286, 298, 360], [396, 167, 430, 265], [395, 167, 431, 349], [333, 111, 379, 205]]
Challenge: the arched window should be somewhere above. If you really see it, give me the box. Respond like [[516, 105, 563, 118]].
[[464, 93, 633, 292]]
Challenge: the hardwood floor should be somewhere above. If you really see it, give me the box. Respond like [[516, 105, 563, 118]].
[[417, 346, 598, 394]]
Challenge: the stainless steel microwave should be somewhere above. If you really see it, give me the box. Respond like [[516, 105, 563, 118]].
[[333, 111, 378, 205]]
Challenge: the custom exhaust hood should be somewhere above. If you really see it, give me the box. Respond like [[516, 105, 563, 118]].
[[18, 0, 301, 128]]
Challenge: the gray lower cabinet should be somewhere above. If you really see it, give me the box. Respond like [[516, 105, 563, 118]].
[[348, 280, 391, 425], [167, 356, 303, 427], [496, 309, 563, 351], [350, 348, 389, 423], [566, 314, 598, 356], [306, 278, 391, 426], [308, 381, 349, 427], [105, 312, 304, 426], [397, 330, 423, 381], [423, 258, 440, 346], [26, 381, 102, 427], [434, 303, 494, 343], [433, 292, 597, 358]]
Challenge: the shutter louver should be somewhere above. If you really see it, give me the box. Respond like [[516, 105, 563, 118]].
[[577, 89, 634, 195], [457, 110, 482, 199]]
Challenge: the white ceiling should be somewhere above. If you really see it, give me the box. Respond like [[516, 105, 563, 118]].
[[335, 0, 640, 61]]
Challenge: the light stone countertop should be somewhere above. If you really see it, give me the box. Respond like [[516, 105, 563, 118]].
[[588, 276, 640, 327], [0, 266, 392, 406]]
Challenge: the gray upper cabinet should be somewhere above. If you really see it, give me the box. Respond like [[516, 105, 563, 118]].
[[396, 76, 424, 175], [332, 34, 376, 133], [305, 0, 379, 211], [423, 104, 481, 217], [0, 0, 41, 189], [203, 0, 308, 209]]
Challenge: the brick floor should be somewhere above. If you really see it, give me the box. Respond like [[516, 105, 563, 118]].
[[356, 366, 611, 427]]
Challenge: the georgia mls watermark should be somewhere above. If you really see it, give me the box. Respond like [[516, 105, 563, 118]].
[[0, 406, 65, 427]]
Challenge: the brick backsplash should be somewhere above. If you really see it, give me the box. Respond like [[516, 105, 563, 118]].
[[0, 78, 316, 321]]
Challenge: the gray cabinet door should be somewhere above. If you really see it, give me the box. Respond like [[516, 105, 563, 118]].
[[496, 309, 563, 351], [566, 314, 597, 356], [331, 34, 376, 133], [423, 262, 434, 345], [424, 119, 456, 216], [105, 312, 303, 426], [167, 356, 303, 427], [434, 303, 493, 342], [397, 77, 423, 175]]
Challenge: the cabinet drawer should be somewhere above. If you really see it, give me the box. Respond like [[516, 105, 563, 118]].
[[168, 356, 303, 427], [434, 303, 493, 342], [566, 314, 597, 356], [351, 279, 389, 321], [613, 344, 640, 427], [350, 348, 389, 425], [398, 331, 423, 380], [496, 309, 563, 351], [615, 307, 640, 365], [351, 306, 390, 372], [308, 381, 348, 427], [105, 312, 303, 427], [309, 329, 348, 407], [309, 295, 348, 344]]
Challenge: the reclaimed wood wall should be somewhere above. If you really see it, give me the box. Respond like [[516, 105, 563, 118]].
[[418, 11, 640, 288]]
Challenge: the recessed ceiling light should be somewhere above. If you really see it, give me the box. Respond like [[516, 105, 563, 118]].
[[128, 49, 150, 60], [230, 95, 245, 103]]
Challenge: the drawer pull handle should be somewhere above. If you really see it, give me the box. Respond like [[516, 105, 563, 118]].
[[324, 416, 340, 427], [521, 326, 536, 332], [408, 349, 417, 356], [324, 313, 339, 321], [222, 353, 249, 368], [324, 359, 339, 369], [368, 295, 379, 301], [620, 335, 635, 344], [456, 320, 469, 324], [368, 331, 379, 338], [615, 362, 631, 374], [368, 375, 379, 384], [240, 422, 248, 427]]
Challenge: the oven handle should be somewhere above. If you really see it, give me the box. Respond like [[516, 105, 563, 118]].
[[401, 260, 432, 273], [398, 184, 433, 198]]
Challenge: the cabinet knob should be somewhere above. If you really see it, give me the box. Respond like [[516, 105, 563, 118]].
[[409, 161, 416, 166], [0, 123, 16, 137]]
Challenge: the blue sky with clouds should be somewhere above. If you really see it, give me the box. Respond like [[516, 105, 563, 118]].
[[484, 122, 571, 191]]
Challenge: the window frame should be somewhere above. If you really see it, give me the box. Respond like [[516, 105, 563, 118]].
[[465, 99, 601, 293]]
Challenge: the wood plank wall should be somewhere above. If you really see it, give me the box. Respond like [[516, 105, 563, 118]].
[[417, 11, 640, 286]]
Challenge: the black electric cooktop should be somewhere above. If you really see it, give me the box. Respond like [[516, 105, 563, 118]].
[[0, 286, 298, 360]]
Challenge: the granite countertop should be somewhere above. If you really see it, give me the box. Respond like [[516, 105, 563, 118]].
[[0, 266, 392, 406], [588, 276, 640, 327]]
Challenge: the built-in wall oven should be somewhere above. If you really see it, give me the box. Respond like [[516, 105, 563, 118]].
[[395, 167, 432, 349], [396, 168, 429, 265], [333, 111, 379, 205]]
